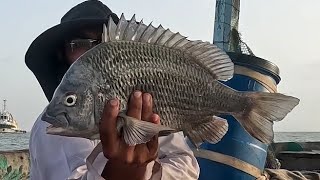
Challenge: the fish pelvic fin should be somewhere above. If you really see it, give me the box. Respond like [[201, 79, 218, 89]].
[[186, 116, 228, 148], [102, 13, 234, 81], [235, 92, 300, 144], [117, 113, 175, 146]]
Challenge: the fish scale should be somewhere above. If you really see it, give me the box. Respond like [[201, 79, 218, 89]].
[[107, 43, 213, 86], [101, 41, 256, 122], [111, 65, 230, 130], [42, 14, 299, 147]]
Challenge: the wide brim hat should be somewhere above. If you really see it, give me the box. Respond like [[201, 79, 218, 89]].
[[25, 0, 119, 101]]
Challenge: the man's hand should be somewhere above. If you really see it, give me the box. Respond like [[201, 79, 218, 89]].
[[100, 91, 160, 179]]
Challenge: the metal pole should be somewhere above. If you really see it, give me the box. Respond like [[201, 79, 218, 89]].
[[3, 99, 6, 112], [213, 0, 240, 52]]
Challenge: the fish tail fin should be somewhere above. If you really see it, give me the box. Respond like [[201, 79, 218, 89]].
[[234, 92, 300, 144], [186, 116, 228, 148], [117, 114, 175, 146]]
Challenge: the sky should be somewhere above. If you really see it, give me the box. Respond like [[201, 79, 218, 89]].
[[0, 0, 319, 132]]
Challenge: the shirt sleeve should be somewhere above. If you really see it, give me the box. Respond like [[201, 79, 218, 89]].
[[30, 112, 199, 180], [155, 131, 200, 179]]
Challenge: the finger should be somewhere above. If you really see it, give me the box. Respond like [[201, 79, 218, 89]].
[[127, 91, 142, 120], [150, 113, 160, 124], [146, 134, 159, 162], [133, 114, 160, 165], [146, 135, 159, 158], [142, 93, 153, 122], [99, 99, 120, 158], [117, 91, 143, 160], [146, 114, 160, 157], [122, 91, 143, 155], [133, 145, 149, 165], [122, 146, 135, 164], [119, 137, 135, 163]]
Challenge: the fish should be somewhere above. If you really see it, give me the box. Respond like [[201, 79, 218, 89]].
[[42, 14, 300, 147]]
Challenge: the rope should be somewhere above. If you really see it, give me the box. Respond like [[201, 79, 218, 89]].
[[193, 148, 268, 179]]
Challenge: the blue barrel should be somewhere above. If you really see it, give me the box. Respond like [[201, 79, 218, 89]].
[[195, 52, 281, 180]]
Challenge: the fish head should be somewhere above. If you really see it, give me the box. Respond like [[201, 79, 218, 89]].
[[42, 65, 105, 139]]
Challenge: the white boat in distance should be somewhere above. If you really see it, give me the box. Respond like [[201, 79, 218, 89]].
[[0, 99, 26, 133]]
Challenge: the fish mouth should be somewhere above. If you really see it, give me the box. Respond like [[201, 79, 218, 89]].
[[43, 112, 99, 139], [42, 111, 76, 136], [46, 124, 99, 140], [42, 112, 70, 129]]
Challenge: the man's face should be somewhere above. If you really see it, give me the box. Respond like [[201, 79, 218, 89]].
[[64, 30, 101, 64]]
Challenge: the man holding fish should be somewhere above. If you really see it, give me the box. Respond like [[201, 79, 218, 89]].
[[25, 0, 300, 180], [25, 0, 200, 179]]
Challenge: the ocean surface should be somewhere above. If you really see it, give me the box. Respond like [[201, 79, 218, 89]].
[[0, 132, 320, 151]]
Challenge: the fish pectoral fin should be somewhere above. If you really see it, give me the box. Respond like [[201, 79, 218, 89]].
[[186, 116, 228, 148], [118, 113, 175, 146]]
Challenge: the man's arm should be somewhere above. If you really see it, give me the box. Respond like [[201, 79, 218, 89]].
[[81, 132, 199, 180], [30, 113, 199, 180]]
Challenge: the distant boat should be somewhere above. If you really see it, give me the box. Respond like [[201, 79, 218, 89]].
[[0, 99, 26, 133]]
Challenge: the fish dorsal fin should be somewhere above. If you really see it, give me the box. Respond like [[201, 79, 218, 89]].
[[102, 13, 234, 81]]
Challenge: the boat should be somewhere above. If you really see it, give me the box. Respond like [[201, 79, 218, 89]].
[[0, 100, 26, 133], [194, 1, 319, 179], [0, 1, 319, 179], [269, 141, 320, 171]]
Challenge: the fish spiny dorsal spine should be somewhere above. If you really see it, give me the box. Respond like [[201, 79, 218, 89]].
[[102, 13, 234, 81]]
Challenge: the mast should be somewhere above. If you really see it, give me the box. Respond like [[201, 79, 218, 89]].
[[3, 99, 7, 113], [213, 0, 240, 52]]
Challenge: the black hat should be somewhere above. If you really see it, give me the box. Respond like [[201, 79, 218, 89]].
[[25, 0, 119, 101]]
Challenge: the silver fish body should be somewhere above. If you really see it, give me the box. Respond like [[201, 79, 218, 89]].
[[43, 14, 300, 146]]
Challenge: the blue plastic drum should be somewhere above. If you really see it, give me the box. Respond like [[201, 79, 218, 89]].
[[196, 53, 281, 180]]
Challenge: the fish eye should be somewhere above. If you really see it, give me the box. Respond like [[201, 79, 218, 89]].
[[64, 94, 77, 106]]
